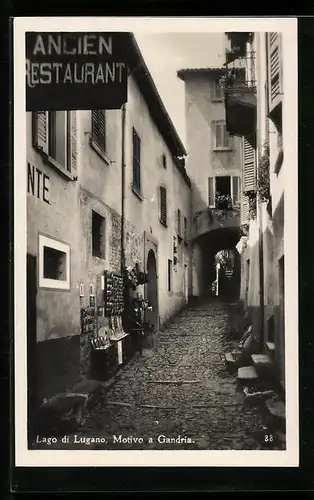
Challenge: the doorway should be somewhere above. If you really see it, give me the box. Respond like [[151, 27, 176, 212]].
[[146, 249, 158, 334]]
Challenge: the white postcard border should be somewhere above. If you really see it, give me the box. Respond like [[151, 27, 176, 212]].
[[14, 16, 299, 467]]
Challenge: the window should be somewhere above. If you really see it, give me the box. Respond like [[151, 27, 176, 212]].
[[32, 111, 76, 178], [92, 211, 106, 259], [167, 259, 172, 292], [39, 234, 70, 290], [213, 121, 234, 149], [232, 176, 240, 205], [159, 186, 167, 226], [132, 128, 141, 193], [208, 175, 240, 208], [48, 111, 69, 170], [162, 154, 167, 168], [177, 209, 182, 237], [184, 216, 188, 242], [91, 110, 107, 158], [212, 79, 224, 100]]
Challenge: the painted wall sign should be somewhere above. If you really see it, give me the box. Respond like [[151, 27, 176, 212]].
[[26, 32, 130, 111], [27, 162, 50, 204]]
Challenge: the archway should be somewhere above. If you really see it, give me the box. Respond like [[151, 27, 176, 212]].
[[193, 226, 241, 300], [146, 249, 158, 337]]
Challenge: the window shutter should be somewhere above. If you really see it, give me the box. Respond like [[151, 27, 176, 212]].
[[208, 177, 215, 206], [160, 186, 167, 225], [223, 124, 233, 148], [132, 129, 141, 191], [243, 135, 256, 192], [268, 32, 282, 110], [241, 193, 249, 225], [92, 110, 106, 152], [232, 176, 240, 205], [32, 111, 48, 154], [69, 111, 77, 172], [177, 209, 181, 235], [214, 121, 222, 148]]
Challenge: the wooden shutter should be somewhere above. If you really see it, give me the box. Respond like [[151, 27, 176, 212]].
[[177, 209, 182, 236], [92, 110, 106, 152], [208, 177, 215, 206], [32, 111, 48, 154], [160, 186, 167, 225], [232, 176, 240, 205], [132, 129, 141, 191], [214, 121, 222, 148], [69, 111, 77, 173], [184, 216, 188, 240], [241, 193, 250, 225], [243, 135, 256, 192], [268, 32, 282, 110]]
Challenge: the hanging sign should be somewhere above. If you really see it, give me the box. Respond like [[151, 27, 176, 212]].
[[26, 31, 130, 111]]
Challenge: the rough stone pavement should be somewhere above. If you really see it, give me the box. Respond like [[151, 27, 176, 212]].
[[71, 298, 266, 450]]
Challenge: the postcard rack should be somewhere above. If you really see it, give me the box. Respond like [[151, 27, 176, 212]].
[[104, 270, 124, 317]]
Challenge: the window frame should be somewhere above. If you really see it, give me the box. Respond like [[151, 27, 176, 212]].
[[32, 111, 75, 180], [212, 78, 224, 101], [38, 234, 70, 290], [213, 120, 234, 150], [208, 175, 241, 208], [167, 259, 173, 293], [177, 208, 182, 239], [132, 127, 142, 196], [159, 185, 167, 227], [90, 110, 110, 164], [91, 210, 106, 260]]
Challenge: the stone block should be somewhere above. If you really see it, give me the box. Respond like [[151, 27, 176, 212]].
[[237, 365, 259, 384]]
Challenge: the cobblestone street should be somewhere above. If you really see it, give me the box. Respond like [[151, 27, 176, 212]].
[[72, 298, 265, 450]]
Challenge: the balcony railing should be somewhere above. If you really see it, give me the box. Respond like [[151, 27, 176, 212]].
[[221, 72, 257, 137]]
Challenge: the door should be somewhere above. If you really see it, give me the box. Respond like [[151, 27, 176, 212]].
[[146, 250, 158, 333]]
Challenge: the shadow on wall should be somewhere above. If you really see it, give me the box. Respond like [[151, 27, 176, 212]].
[[241, 193, 285, 387]]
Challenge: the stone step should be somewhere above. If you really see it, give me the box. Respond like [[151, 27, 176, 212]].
[[237, 365, 259, 384], [265, 341, 275, 360], [251, 353, 273, 369], [224, 351, 241, 374], [264, 397, 286, 432], [266, 397, 286, 420]]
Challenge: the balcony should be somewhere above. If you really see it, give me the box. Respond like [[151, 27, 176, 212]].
[[222, 73, 257, 137], [192, 200, 240, 241]]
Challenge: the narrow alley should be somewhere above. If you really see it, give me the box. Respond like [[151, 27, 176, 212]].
[[73, 298, 265, 450]]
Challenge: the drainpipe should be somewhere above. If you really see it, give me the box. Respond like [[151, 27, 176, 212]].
[[121, 103, 126, 274]]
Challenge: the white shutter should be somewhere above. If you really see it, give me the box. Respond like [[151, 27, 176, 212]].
[[241, 193, 250, 225], [208, 177, 215, 207], [32, 111, 48, 154], [214, 121, 222, 148], [232, 176, 240, 205], [268, 32, 282, 110], [243, 135, 256, 192]]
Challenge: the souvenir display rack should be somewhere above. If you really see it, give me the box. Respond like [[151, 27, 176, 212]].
[[80, 306, 96, 335], [104, 270, 124, 317]]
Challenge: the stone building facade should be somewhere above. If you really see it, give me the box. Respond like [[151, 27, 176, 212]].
[[26, 36, 191, 402], [177, 67, 242, 298], [223, 31, 285, 389]]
